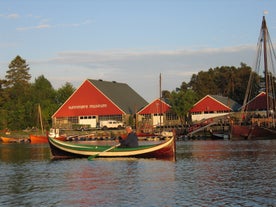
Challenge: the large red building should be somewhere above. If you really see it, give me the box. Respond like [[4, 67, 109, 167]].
[[52, 79, 148, 129]]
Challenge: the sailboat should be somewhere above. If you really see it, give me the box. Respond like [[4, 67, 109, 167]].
[[230, 16, 276, 140], [29, 104, 48, 144], [30, 104, 65, 143]]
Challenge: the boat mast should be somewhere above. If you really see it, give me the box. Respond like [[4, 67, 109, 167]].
[[38, 104, 44, 134], [159, 73, 162, 132], [262, 16, 270, 117]]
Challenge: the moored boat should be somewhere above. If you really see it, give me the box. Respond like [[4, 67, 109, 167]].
[[30, 128, 66, 144], [48, 134, 176, 161], [1, 136, 30, 143], [30, 134, 48, 144], [230, 124, 276, 140], [230, 16, 276, 140]]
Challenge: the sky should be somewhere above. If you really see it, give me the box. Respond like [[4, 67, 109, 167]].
[[0, 0, 276, 102]]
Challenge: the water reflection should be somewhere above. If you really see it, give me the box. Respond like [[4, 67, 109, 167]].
[[0, 140, 275, 206], [175, 140, 276, 206], [52, 158, 177, 207], [0, 143, 50, 163]]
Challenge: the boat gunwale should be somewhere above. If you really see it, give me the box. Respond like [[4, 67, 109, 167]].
[[48, 135, 175, 157]]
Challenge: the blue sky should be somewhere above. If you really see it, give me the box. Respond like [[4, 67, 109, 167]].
[[1, 0, 276, 101]]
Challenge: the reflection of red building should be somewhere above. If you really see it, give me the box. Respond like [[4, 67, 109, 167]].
[[52, 79, 148, 129]]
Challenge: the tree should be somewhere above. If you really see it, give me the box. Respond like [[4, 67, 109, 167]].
[[169, 89, 198, 126], [161, 90, 171, 99], [188, 63, 253, 105], [5, 55, 31, 88], [3, 56, 32, 130], [30, 75, 57, 129], [56, 82, 75, 106]]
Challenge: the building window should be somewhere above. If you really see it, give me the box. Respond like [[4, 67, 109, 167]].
[[99, 115, 123, 122]]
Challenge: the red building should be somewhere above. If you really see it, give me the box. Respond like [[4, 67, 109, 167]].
[[137, 98, 178, 131], [52, 79, 148, 129], [245, 92, 273, 111], [189, 95, 240, 121]]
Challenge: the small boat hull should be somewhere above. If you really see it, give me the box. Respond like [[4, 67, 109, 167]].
[[30, 134, 48, 144], [230, 124, 276, 140], [30, 133, 67, 144], [48, 135, 176, 161]]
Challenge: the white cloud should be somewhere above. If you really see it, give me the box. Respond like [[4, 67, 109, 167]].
[[7, 13, 19, 19], [16, 19, 93, 31], [26, 45, 256, 101], [17, 24, 51, 31], [0, 13, 20, 19]]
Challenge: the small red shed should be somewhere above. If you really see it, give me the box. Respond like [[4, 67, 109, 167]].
[[137, 98, 178, 129], [189, 95, 240, 121]]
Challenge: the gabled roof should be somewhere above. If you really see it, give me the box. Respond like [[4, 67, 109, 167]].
[[137, 98, 171, 114], [88, 79, 148, 114], [52, 79, 148, 118], [244, 92, 274, 111], [210, 95, 241, 111], [189, 95, 240, 113]]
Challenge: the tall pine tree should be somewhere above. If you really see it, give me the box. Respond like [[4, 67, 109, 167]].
[[3, 56, 32, 129]]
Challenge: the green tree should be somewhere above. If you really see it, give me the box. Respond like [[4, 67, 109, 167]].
[[3, 56, 32, 130], [169, 89, 198, 125], [161, 90, 171, 99], [188, 63, 254, 105], [56, 82, 75, 106], [5, 55, 31, 88], [30, 75, 57, 129]]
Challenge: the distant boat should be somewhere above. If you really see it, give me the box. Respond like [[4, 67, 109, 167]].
[[230, 16, 276, 140], [29, 134, 48, 144], [29, 104, 65, 143], [30, 128, 66, 144], [30, 104, 47, 144], [1, 136, 29, 143]]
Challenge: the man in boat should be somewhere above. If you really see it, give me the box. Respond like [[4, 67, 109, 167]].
[[119, 126, 138, 148]]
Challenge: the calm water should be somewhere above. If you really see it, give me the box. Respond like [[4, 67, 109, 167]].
[[0, 140, 275, 207]]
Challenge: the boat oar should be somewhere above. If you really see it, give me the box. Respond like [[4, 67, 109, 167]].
[[88, 143, 121, 161]]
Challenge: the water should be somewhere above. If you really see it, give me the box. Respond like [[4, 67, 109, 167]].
[[0, 140, 275, 207]]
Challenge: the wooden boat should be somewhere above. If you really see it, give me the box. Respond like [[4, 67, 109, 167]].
[[211, 132, 229, 140], [30, 128, 66, 144], [230, 16, 276, 140], [29, 104, 48, 144], [1, 136, 29, 143], [48, 134, 176, 161], [30, 134, 48, 144]]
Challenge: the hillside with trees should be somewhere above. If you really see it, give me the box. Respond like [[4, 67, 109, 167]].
[[167, 63, 260, 125], [0, 56, 259, 130], [0, 56, 75, 130]]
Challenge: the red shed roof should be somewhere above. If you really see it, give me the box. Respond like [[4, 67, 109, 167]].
[[189, 95, 233, 113], [245, 92, 273, 111], [138, 98, 171, 114]]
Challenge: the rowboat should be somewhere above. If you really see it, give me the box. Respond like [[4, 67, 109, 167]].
[[30, 134, 48, 144], [48, 134, 176, 161]]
